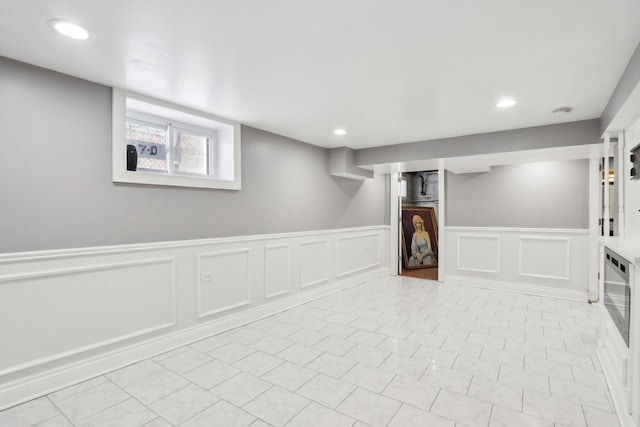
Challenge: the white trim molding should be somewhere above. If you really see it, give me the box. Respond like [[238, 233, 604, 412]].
[[197, 248, 252, 318], [456, 234, 500, 274], [444, 275, 588, 301], [112, 88, 242, 190], [336, 233, 381, 278], [444, 226, 589, 302], [0, 257, 177, 377], [518, 236, 571, 280], [0, 257, 175, 285], [0, 226, 389, 411], [598, 307, 635, 427], [0, 226, 390, 264], [300, 239, 330, 288], [445, 226, 589, 234], [264, 244, 291, 299]]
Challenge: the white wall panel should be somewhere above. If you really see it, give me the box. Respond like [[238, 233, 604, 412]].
[[300, 240, 329, 288], [457, 235, 499, 273], [0, 225, 389, 411], [519, 237, 570, 280], [336, 233, 380, 277], [198, 249, 251, 317], [264, 244, 290, 298], [445, 227, 588, 301], [0, 258, 176, 373]]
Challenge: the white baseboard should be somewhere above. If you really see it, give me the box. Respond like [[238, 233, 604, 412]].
[[444, 275, 588, 302], [0, 268, 386, 412]]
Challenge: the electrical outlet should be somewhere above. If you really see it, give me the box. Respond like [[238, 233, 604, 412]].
[[201, 271, 213, 282]]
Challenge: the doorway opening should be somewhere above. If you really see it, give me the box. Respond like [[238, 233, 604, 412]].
[[600, 154, 618, 237], [399, 171, 439, 281]]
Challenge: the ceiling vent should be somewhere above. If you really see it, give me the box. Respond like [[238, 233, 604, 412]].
[[552, 106, 573, 117]]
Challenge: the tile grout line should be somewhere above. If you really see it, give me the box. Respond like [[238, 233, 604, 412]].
[[1, 276, 615, 427], [280, 399, 313, 426], [44, 395, 76, 427], [46, 376, 109, 406], [383, 399, 403, 427], [238, 383, 275, 411], [115, 361, 210, 424], [427, 387, 442, 413], [486, 404, 494, 427], [57, 376, 147, 426], [167, 393, 222, 426]]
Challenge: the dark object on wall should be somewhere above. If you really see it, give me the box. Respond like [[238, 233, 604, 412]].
[[402, 206, 438, 269], [631, 142, 640, 179], [126, 144, 137, 171], [405, 171, 439, 203]]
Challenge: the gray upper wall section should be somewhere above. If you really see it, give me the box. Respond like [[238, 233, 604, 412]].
[[0, 57, 388, 253], [600, 41, 640, 135], [355, 119, 600, 167], [446, 159, 589, 229]]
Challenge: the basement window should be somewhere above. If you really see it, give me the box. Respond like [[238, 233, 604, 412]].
[[112, 89, 241, 190]]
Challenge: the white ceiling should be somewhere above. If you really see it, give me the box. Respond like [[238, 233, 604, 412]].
[[1, 0, 640, 149]]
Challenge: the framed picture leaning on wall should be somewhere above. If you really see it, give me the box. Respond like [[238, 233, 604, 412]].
[[402, 206, 438, 269]]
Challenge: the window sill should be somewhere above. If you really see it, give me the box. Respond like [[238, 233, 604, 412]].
[[113, 169, 241, 190]]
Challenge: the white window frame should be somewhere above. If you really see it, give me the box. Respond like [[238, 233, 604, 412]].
[[112, 89, 241, 190]]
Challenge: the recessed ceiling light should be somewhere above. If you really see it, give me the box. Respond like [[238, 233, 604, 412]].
[[48, 19, 92, 40], [333, 129, 347, 135], [496, 98, 517, 108], [552, 106, 573, 117]]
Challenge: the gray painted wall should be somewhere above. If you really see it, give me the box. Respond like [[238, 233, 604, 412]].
[[355, 119, 600, 167], [600, 41, 640, 135], [0, 57, 388, 253], [445, 159, 589, 229]]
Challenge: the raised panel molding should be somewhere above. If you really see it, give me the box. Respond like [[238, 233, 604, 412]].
[[197, 248, 251, 318], [0, 258, 177, 376], [445, 226, 589, 235], [518, 236, 571, 280], [0, 226, 389, 412], [336, 233, 380, 278], [456, 234, 500, 273], [300, 239, 329, 288], [264, 244, 290, 299], [0, 225, 389, 265], [445, 227, 587, 304]]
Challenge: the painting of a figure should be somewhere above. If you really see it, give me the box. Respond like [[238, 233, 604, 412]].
[[402, 207, 438, 269]]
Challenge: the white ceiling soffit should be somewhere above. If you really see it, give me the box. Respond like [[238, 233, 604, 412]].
[[0, 1, 639, 149], [369, 144, 604, 174]]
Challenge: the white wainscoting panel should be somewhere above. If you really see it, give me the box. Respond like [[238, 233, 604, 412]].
[[519, 237, 571, 280], [456, 234, 499, 273], [336, 233, 380, 277], [300, 239, 329, 288], [198, 249, 252, 318], [0, 258, 176, 374], [0, 225, 389, 411], [445, 227, 589, 301], [264, 244, 290, 299]]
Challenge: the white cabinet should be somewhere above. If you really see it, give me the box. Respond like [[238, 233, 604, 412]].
[[600, 238, 640, 427]]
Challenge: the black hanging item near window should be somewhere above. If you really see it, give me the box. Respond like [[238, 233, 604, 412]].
[[126, 144, 137, 171]]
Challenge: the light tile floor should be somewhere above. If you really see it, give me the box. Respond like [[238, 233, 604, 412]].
[[0, 276, 620, 427]]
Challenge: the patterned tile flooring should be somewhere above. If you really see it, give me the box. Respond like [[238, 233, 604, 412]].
[[0, 276, 620, 426]]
